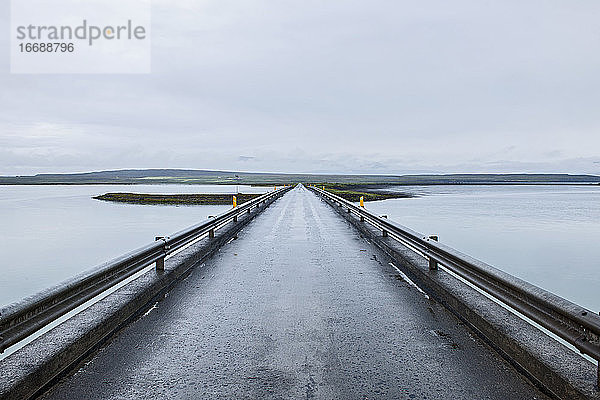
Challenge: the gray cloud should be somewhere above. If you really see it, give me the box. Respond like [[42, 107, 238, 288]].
[[1, 0, 600, 175]]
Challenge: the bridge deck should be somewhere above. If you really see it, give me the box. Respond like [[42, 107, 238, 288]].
[[42, 186, 548, 399]]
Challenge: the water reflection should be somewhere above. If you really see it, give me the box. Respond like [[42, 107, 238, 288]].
[[0, 184, 270, 306]]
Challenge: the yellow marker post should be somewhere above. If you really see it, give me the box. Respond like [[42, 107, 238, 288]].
[[359, 196, 364, 207], [275, 186, 277, 191], [233, 196, 237, 208]]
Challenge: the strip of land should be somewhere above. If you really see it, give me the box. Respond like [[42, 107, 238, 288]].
[[94, 186, 410, 205], [93, 193, 263, 205], [320, 184, 414, 202], [3, 169, 600, 186]]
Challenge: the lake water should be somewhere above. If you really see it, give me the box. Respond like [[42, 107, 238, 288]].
[[1, 184, 599, 313], [0, 184, 271, 307], [365, 185, 600, 312]]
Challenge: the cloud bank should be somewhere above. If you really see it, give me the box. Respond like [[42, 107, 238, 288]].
[[1, 0, 599, 175]]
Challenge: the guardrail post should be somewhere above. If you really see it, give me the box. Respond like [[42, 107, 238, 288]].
[[347, 207, 351, 213], [154, 236, 169, 271], [233, 214, 238, 222], [360, 215, 364, 222], [207, 216, 217, 238], [428, 235, 439, 270], [379, 215, 388, 236]]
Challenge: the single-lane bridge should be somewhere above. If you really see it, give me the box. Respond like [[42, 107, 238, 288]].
[[1, 185, 599, 399]]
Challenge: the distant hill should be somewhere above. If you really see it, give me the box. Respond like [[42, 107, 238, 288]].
[[1, 169, 599, 186]]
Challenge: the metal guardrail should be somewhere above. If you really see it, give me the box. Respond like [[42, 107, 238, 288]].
[[310, 185, 600, 384], [0, 186, 292, 353]]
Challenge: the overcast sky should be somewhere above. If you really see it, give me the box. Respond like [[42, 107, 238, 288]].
[[1, 0, 600, 175]]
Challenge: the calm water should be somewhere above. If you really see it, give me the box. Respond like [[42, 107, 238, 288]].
[[1, 184, 599, 312], [366, 185, 600, 312], [0, 184, 271, 307]]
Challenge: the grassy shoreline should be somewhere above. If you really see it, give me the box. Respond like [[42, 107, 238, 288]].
[[325, 189, 413, 202], [93, 192, 263, 206], [93, 184, 412, 206], [313, 184, 415, 202]]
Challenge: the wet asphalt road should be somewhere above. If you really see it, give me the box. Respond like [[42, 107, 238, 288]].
[[42, 186, 548, 400]]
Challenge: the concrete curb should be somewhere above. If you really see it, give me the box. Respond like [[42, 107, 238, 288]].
[[319, 194, 599, 400], [0, 195, 282, 400]]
